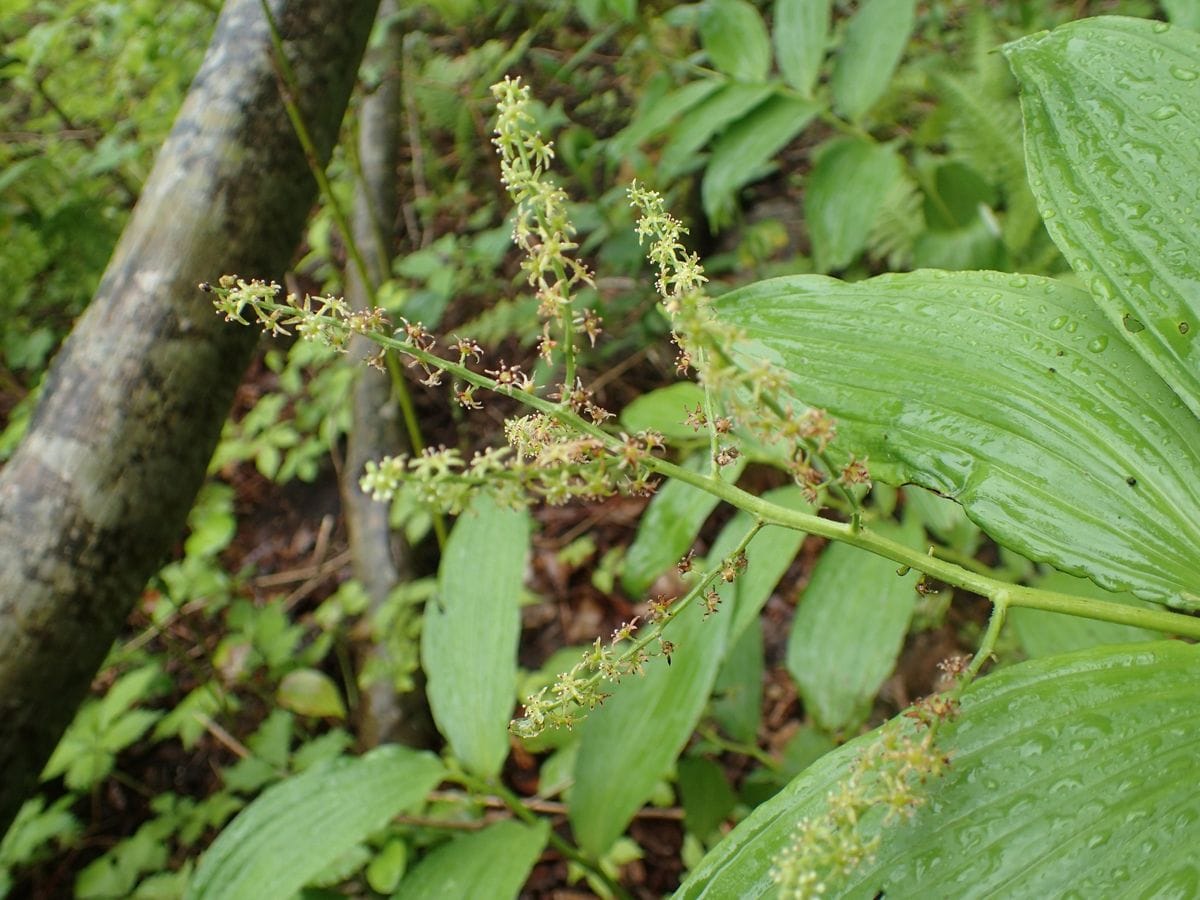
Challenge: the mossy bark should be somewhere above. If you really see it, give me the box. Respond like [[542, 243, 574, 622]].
[[0, 0, 380, 832]]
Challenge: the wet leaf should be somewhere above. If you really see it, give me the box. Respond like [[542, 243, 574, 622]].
[[716, 270, 1200, 607], [678, 641, 1200, 898], [1004, 17, 1200, 418]]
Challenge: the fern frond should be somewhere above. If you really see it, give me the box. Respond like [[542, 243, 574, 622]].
[[868, 171, 924, 271]]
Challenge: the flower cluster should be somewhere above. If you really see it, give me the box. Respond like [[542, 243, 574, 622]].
[[626, 186, 871, 507], [492, 76, 599, 373], [206, 275, 388, 352], [770, 696, 955, 898], [511, 534, 759, 738]]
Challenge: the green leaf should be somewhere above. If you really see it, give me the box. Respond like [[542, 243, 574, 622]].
[[187, 746, 444, 900], [608, 78, 723, 161], [1163, 0, 1200, 30], [829, 0, 917, 122], [786, 521, 920, 732], [277, 669, 346, 719], [423, 493, 531, 776], [702, 94, 821, 230], [659, 82, 777, 180], [619, 381, 707, 444], [366, 839, 408, 894], [1004, 17, 1200, 419], [621, 451, 746, 598], [678, 755, 737, 839], [571, 588, 733, 857], [711, 614, 764, 743], [805, 137, 903, 272], [573, 495, 803, 856], [678, 641, 1200, 898], [1008, 570, 1158, 659], [773, 0, 830, 96], [911, 216, 1007, 271], [699, 0, 772, 83], [392, 820, 548, 900], [715, 270, 1200, 607]]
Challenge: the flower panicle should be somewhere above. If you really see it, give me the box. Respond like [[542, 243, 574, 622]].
[[769, 696, 955, 899], [491, 76, 600, 383]]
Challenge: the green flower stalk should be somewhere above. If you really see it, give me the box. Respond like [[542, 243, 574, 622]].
[[491, 76, 597, 394]]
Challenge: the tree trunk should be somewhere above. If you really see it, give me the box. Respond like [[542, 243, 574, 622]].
[[0, 0, 380, 833], [341, 0, 436, 750]]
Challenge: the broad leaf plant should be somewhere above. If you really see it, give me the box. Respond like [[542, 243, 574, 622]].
[[204, 14, 1200, 899]]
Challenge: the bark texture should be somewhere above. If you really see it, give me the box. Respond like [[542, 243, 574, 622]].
[[341, 0, 435, 749], [0, 0, 380, 832]]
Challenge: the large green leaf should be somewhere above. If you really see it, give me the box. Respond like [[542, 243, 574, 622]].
[[804, 137, 902, 272], [715, 270, 1200, 607], [392, 820, 548, 900], [572, 490, 806, 856], [1004, 17, 1200, 419], [422, 493, 530, 777], [699, 0, 772, 83], [773, 0, 830, 97], [829, 0, 917, 123], [188, 746, 444, 900], [786, 520, 920, 733], [678, 641, 1200, 898]]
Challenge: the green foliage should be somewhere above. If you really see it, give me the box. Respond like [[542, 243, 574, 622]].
[[773, 0, 830, 96], [187, 746, 445, 900], [42, 664, 168, 791], [0, 0, 214, 379], [804, 137, 902, 272], [1007, 16, 1200, 418], [422, 492, 531, 777], [392, 820, 549, 900], [829, 0, 918, 123], [680, 642, 1200, 897], [786, 520, 922, 733], [715, 269, 1200, 606], [14, 3, 1200, 898]]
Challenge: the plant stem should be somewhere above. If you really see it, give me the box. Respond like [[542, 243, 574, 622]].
[[234, 299, 1200, 642]]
